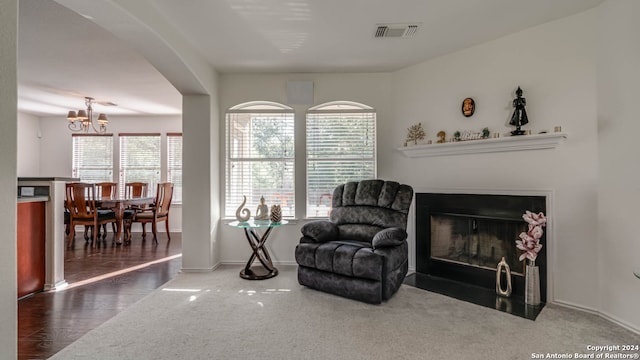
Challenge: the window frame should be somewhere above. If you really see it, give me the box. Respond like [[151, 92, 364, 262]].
[[305, 101, 377, 218], [71, 133, 114, 183], [118, 133, 162, 199], [225, 101, 295, 219], [167, 133, 183, 204]]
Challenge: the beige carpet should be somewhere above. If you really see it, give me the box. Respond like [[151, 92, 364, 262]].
[[52, 265, 640, 360]]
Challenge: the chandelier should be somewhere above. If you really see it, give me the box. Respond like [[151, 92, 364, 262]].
[[66, 96, 109, 133]]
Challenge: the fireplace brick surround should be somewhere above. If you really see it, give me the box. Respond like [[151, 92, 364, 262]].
[[404, 192, 547, 320]]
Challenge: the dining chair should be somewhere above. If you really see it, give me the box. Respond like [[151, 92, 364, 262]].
[[96, 182, 118, 199], [124, 182, 149, 214], [65, 182, 117, 248], [122, 182, 150, 241], [64, 183, 86, 240], [63, 204, 70, 236], [95, 182, 118, 238], [130, 182, 174, 244], [125, 182, 148, 199]]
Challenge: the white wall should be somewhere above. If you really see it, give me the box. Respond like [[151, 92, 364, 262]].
[[37, 114, 183, 231], [217, 10, 610, 319], [17, 112, 40, 176], [0, 0, 18, 356], [218, 73, 392, 264], [181, 94, 220, 271], [596, 0, 640, 331], [389, 10, 600, 309]]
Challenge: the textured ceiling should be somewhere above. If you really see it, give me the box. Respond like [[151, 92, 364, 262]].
[[17, 0, 603, 116]]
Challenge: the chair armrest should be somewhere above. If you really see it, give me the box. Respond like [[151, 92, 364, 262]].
[[372, 227, 407, 249], [300, 220, 338, 243]]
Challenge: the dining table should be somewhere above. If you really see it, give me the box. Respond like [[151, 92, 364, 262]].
[[96, 196, 155, 245]]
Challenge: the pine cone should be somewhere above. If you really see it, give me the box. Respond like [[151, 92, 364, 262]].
[[270, 205, 282, 223]]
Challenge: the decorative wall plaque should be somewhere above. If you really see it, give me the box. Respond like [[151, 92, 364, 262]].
[[462, 97, 475, 117]]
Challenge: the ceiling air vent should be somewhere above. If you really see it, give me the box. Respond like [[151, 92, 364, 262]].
[[374, 23, 420, 38]]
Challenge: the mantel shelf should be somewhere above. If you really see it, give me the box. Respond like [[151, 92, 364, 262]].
[[398, 133, 568, 158]]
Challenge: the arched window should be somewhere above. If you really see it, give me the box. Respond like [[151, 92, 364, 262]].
[[306, 101, 377, 218], [225, 101, 295, 218]]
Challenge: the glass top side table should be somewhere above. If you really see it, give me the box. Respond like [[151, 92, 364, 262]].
[[227, 220, 288, 280]]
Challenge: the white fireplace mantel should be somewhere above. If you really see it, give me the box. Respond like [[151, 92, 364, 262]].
[[398, 132, 567, 158]]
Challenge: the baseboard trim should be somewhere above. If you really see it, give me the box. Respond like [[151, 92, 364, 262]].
[[43, 280, 69, 292], [551, 300, 640, 335], [180, 262, 219, 273]]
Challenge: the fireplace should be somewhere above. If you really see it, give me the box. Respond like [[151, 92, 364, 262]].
[[404, 192, 547, 320]]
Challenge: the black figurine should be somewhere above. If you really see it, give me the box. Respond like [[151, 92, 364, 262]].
[[509, 86, 528, 136]]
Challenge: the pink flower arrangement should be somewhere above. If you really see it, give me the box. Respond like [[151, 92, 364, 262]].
[[516, 210, 546, 264]]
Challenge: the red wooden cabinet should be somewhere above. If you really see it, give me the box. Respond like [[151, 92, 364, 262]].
[[17, 201, 46, 299]]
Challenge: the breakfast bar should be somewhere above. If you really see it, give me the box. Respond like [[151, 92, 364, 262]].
[[17, 177, 77, 297]]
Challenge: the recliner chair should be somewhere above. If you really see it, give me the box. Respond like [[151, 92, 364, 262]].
[[295, 179, 413, 304]]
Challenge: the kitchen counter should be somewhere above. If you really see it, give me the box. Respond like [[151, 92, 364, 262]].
[[17, 178, 75, 293], [17, 201, 46, 298], [18, 177, 78, 182], [17, 196, 49, 203]]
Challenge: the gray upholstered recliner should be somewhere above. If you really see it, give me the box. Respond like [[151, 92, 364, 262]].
[[295, 179, 414, 304]]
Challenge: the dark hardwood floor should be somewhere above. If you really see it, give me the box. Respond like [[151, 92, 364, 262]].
[[18, 232, 182, 360]]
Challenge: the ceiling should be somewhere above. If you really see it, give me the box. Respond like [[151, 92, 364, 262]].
[[17, 0, 603, 117]]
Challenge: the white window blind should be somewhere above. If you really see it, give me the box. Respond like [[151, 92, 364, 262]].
[[119, 134, 161, 198], [167, 133, 182, 204], [72, 134, 114, 183], [225, 102, 295, 218], [306, 102, 377, 218]]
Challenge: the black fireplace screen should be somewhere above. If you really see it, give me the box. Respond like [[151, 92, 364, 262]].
[[430, 214, 525, 275], [406, 193, 550, 320], [414, 192, 547, 303]]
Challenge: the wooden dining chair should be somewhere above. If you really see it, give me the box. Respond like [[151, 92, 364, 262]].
[[96, 182, 117, 199], [65, 182, 117, 248], [125, 182, 148, 199], [95, 182, 118, 237], [122, 182, 150, 241], [64, 183, 84, 240], [130, 183, 174, 244]]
